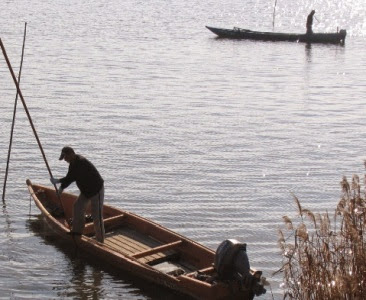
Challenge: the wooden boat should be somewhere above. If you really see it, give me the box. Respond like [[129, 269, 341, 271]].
[[26, 179, 266, 299], [206, 26, 347, 44]]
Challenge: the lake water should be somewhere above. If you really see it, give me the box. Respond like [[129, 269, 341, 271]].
[[0, 0, 365, 299]]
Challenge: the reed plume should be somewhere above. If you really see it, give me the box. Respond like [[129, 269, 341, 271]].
[[277, 167, 366, 299]]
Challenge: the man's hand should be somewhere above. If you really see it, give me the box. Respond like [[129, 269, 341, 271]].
[[50, 177, 60, 185]]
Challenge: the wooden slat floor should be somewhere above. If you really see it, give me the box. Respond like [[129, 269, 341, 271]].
[[103, 227, 174, 264]]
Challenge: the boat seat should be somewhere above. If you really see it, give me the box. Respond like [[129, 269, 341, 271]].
[[83, 214, 125, 235], [145, 251, 180, 266], [132, 240, 182, 259], [133, 240, 183, 266]]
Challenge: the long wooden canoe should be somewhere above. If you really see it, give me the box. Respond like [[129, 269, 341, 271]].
[[206, 26, 347, 44], [26, 179, 266, 299]]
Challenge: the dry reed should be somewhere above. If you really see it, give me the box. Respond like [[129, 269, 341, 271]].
[[277, 164, 366, 299]]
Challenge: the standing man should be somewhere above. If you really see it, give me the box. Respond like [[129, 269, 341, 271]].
[[306, 10, 316, 35], [51, 146, 105, 243]]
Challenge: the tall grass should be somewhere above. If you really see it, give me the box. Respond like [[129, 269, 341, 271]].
[[277, 164, 366, 299]]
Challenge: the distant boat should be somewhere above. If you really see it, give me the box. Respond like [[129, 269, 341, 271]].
[[27, 179, 267, 300], [206, 26, 346, 44]]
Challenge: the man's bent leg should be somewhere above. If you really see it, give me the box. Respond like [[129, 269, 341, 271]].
[[90, 187, 105, 243], [72, 194, 89, 234]]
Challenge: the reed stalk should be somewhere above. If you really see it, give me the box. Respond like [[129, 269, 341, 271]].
[[277, 163, 366, 299]]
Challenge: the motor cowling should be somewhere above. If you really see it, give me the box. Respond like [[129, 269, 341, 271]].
[[214, 239, 250, 280]]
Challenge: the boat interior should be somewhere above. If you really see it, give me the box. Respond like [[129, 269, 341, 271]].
[[31, 183, 217, 281]]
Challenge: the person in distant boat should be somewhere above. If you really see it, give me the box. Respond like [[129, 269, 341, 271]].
[[306, 10, 316, 34], [50, 146, 105, 243]]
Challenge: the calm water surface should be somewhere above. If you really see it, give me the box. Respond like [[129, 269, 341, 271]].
[[0, 0, 365, 299]]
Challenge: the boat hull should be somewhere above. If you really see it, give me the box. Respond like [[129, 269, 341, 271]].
[[26, 179, 265, 299], [206, 26, 346, 44]]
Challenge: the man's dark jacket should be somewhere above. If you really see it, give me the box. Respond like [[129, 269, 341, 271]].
[[60, 154, 104, 198]]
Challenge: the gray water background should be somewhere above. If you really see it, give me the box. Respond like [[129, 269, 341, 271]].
[[0, 0, 365, 299]]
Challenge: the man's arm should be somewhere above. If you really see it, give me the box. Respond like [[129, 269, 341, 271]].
[[60, 165, 76, 190]]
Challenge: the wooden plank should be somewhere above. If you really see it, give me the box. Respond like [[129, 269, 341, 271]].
[[112, 232, 151, 250], [132, 240, 182, 259], [83, 214, 125, 235], [109, 228, 165, 262], [114, 227, 161, 248], [104, 235, 151, 264], [104, 236, 135, 256], [103, 227, 167, 263], [106, 236, 147, 257], [108, 232, 153, 258], [103, 226, 181, 264], [103, 239, 131, 255]]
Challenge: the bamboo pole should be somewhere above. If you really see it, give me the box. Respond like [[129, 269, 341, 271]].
[[272, 0, 278, 31], [0, 37, 65, 212], [2, 23, 27, 203]]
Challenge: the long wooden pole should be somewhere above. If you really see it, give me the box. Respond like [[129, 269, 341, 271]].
[[2, 23, 27, 203], [272, 0, 278, 31], [0, 38, 64, 211]]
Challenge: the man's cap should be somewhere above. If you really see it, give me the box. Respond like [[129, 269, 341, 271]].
[[59, 146, 75, 160]]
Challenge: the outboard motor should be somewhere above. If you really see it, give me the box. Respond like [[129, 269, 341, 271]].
[[215, 239, 250, 280], [215, 239, 266, 297]]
